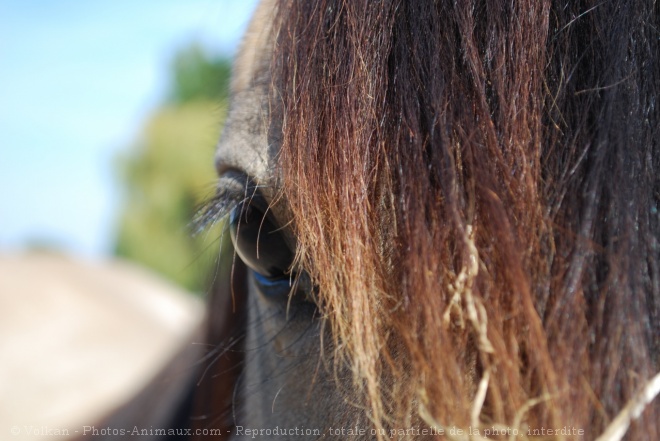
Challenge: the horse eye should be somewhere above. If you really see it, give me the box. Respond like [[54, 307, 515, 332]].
[[229, 201, 295, 279]]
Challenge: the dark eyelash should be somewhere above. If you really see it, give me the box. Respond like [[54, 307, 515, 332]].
[[191, 174, 267, 236], [191, 188, 244, 235]]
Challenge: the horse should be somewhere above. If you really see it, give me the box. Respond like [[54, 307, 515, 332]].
[[185, 0, 659, 439]]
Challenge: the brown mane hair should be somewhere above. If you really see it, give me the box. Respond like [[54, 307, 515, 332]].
[[273, 0, 659, 438]]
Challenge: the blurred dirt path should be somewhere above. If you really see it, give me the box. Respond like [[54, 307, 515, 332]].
[[0, 252, 205, 439]]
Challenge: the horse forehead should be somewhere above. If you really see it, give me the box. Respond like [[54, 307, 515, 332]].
[[215, 87, 270, 183], [215, 0, 275, 188], [231, 0, 275, 95]]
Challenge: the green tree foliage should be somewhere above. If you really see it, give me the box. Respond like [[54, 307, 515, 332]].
[[114, 45, 230, 293], [170, 44, 232, 103]]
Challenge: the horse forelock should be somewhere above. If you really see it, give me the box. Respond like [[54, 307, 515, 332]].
[[266, 0, 659, 439]]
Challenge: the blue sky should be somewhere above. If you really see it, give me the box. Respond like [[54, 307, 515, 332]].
[[0, 0, 259, 257]]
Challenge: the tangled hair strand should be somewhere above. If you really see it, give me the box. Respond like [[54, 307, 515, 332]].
[[272, 0, 659, 438]]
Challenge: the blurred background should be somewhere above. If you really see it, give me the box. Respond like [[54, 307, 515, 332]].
[[1, 0, 260, 292], [0, 0, 260, 436]]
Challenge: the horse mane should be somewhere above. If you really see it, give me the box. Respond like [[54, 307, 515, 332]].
[[272, 0, 659, 438]]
